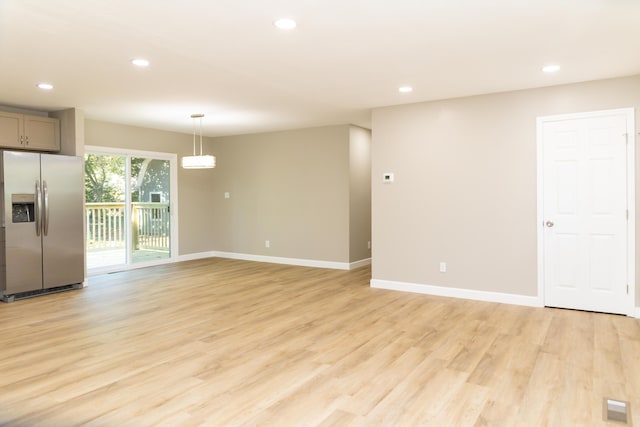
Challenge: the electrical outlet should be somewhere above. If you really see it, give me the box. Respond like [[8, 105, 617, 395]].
[[367, 241, 371, 249], [265, 240, 270, 248], [439, 262, 447, 273], [224, 192, 230, 199]]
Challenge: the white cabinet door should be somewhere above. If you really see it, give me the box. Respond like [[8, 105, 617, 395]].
[[0, 112, 24, 149], [24, 116, 60, 151]]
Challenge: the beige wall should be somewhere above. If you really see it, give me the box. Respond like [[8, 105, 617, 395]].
[[371, 75, 640, 306], [85, 121, 370, 264], [85, 119, 217, 255], [209, 126, 353, 263], [349, 126, 372, 262]]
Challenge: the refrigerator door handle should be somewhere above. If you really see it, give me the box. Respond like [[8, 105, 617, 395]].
[[43, 180, 50, 236], [35, 180, 42, 237]]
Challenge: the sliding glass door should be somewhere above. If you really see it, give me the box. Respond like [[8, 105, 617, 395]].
[[85, 153, 127, 269], [130, 157, 171, 264], [85, 148, 177, 273]]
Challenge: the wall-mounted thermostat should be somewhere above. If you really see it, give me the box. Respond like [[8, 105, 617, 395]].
[[383, 173, 394, 183]]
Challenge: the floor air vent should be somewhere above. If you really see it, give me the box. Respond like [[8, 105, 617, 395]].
[[604, 398, 631, 424]]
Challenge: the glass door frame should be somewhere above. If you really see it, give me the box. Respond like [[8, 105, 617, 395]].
[[85, 145, 179, 275]]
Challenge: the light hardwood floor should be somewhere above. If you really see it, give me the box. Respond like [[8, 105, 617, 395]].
[[0, 258, 638, 426]]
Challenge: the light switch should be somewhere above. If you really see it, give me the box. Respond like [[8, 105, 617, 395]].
[[224, 192, 230, 199]]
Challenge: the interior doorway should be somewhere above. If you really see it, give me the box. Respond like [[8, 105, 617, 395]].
[[537, 108, 635, 315]]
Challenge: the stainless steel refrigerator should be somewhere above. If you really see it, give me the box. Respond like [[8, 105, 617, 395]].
[[0, 151, 84, 302]]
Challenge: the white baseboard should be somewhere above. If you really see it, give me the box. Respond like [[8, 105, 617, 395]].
[[179, 251, 366, 270], [177, 251, 217, 262], [370, 278, 543, 308], [635, 307, 640, 318], [350, 258, 371, 269], [214, 251, 350, 270]]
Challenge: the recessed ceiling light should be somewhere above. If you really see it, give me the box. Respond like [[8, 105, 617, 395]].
[[37, 83, 54, 90], [542, 64, 560, 73], [398, 86, 413, 93], [132, 58, 150, 67], [274, 18, 297, 30]]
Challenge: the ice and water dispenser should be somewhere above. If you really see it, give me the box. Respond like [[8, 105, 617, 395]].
[[11, 194, 35, 223]]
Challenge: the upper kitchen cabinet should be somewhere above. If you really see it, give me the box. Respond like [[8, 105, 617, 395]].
[[24, 115, 61, 151], [0, 111, 60, 152]]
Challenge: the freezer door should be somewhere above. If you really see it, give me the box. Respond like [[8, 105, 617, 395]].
[[41, 154, 84, 288], [3, 151, 43, 294]]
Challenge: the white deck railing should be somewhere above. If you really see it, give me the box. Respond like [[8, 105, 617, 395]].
[[86, 202, 170, 251]]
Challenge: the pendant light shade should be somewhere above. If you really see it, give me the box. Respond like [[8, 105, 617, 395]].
[[182, 114, 216, 169], [182, 154, 215, 169]]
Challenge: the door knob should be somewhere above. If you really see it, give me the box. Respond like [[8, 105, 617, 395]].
[[545, 221, 554, 227]]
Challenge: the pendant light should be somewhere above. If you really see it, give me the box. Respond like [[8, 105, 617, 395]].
[[182, 113, 216, 169]]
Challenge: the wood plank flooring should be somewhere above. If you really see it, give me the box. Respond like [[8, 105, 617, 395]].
[[0, 258, 639, 426]]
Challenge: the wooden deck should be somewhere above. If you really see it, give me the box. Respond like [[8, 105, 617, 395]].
[[0, 258, 638, 426], [85, 202, 171, 271], [87, 248, 170, 270]]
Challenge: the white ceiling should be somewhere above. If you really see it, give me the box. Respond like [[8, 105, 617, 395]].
[[1, 0, 639, 137]]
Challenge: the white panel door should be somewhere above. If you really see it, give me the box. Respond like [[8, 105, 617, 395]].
[[541, 111, 630, 314]]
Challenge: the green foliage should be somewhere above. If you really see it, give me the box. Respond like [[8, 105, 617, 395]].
[[85, 154, 170, 204], [84, 154, 125, 203]]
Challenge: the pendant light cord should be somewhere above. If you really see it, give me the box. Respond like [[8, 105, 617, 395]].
[[199, 115, 203, 156], [191, 113, 205, 156], [192, 116, 197, 156]]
